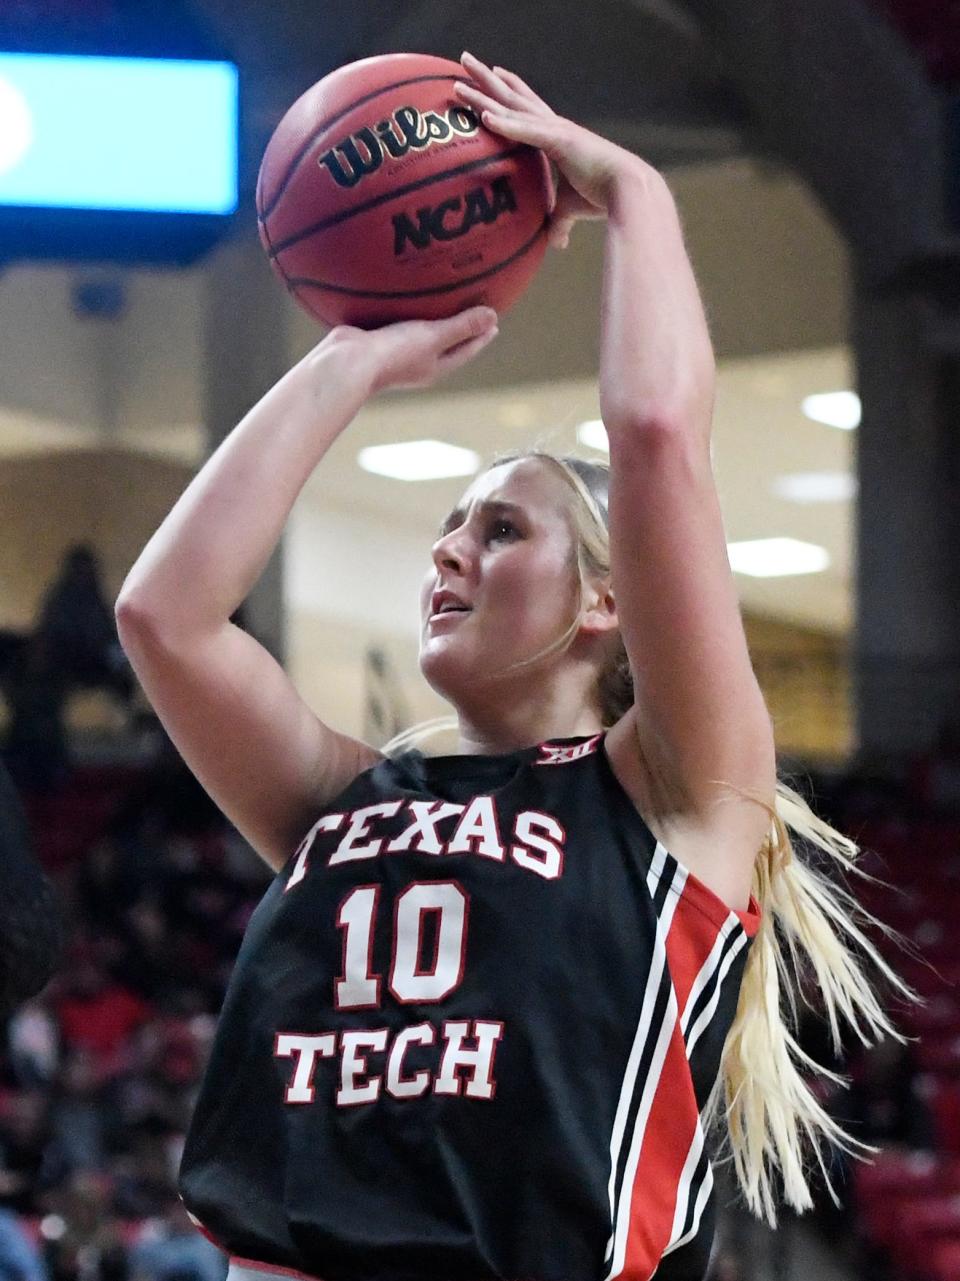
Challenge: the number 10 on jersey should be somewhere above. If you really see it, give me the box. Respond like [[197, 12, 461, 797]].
[[337, 881, 468, 1007], [274, 879, 504, 1107]]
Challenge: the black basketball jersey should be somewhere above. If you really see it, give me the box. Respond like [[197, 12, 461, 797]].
[[178, 733, 760, 1281]]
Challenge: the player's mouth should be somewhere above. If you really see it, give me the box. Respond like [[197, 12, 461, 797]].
[[428, 609, 472, 628], [429, 588, 473, 624]]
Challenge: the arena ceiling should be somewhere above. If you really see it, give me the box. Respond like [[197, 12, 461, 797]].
[[192, 0, 753, 178]]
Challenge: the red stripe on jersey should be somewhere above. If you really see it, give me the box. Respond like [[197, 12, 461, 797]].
[[619, 883, 757, 1280], [621, 1018, 697, 1280], [665, 887, 745, 1011]]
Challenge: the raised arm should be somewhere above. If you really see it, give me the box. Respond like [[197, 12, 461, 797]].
[[116, 308, 499, 871], [599, 170, 776, 884], [456, 53, 776, 905]]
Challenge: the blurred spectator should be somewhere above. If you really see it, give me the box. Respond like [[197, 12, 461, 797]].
[[48, 1050, 107, 1174], [0, 762, 63, 1016], [870, 0, 960, 84], [109, 746, 222, 847], [707, 1246, 746, 1281], [74, 840, 144, 943], [810, 1033, 937, 1263], [1, 636, 70, 796], [129, 1194, 224, 1281], [42, 1172, 128, 1281], [53, 948, 151, 1085], [0, 1206, 48, 1281], [35, 546, 133, 710], [115, 1020, 201, 1141], [7, 1002, 60, 1089], [109, 1127, 181, 1223], [0, 1091, 70, 1217], [0, 631, 27, 689]]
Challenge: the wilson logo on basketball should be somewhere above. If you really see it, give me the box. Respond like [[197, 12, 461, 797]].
[[392, 174, 518, 255], [318, 104, 481, 189]]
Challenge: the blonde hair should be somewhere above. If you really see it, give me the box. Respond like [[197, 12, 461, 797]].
[[387, 449, 919, 1225]]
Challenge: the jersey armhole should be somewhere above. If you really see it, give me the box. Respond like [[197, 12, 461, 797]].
[[596, 731, 762, 938], [668, 865, 762, 938]]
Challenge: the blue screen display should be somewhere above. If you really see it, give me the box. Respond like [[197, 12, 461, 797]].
[[0, 53, 238, 214]]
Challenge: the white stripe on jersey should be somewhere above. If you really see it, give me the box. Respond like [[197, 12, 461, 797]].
[[685, 929, 749, 1059], [603, 843, 686, 1279], [663, 1160, 714, 1257], [603, 844, 684, 1257], [662, 1120, 706, 1256], [680, 916, 740, 1038], [661, 903, 747, 1255]]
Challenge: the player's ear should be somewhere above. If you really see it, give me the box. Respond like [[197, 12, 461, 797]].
[[580, 579, 617, 636]]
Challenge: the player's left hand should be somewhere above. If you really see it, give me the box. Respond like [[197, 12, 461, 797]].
[[455, 51, 648, 250]]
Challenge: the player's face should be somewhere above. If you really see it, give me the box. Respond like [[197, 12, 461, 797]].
[[419, 458, 581, 699]]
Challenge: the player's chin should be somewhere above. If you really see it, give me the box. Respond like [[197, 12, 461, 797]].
[[419, 635, 464, 682], [418, 631, 484, 696]]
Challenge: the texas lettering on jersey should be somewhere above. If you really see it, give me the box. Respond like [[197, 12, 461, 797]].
[[284, 796, 568, 891]]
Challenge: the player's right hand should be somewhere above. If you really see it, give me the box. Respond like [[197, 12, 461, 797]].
[[323, 306, 499, 395]]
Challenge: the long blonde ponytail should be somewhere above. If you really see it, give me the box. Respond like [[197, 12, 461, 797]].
[[706, 777, 918, 1226]]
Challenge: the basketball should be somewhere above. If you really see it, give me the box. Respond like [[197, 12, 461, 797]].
[[256, 52, 555, 328]]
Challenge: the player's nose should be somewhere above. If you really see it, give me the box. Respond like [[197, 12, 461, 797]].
[[431, 528, 472, 578]]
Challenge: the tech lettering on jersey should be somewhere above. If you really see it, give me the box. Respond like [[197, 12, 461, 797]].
[[274, 1019, 504, 1108], [285, 796, 567, 888]]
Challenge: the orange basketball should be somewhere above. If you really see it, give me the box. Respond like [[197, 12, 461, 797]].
[[256, 52, 554, 328]]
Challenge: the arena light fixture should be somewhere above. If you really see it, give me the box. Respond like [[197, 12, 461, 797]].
[[771, 471, 857, 503], [358, 440, 481, 481], [0, 76, 33, 176], [801, 391, 861, 430], [576, 419, 608, 451], [727, 537, 830, 577]]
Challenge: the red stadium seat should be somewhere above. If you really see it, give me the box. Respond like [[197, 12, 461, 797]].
[[890, 1195, 960, 1275], [917, 1034, 960, 1076], [903, 996, 960, 1038], [854, 1150, 960, 1250], [929, 1239, 960, 1281], [923, 1077, 960, 1154]]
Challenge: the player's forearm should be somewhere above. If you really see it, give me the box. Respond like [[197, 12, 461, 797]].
[[116, 336, 373, 637], [598, 164, 715, 442]]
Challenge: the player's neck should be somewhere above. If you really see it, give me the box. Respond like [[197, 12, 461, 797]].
[[453, 708, 604, 757]]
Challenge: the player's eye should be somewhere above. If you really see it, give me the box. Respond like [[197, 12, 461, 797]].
[[487, 520, 519, 543]]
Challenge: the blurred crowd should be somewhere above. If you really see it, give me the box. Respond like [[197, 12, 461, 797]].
[[0, 753, 269, 1281], [0, 551, 270, 1281]]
